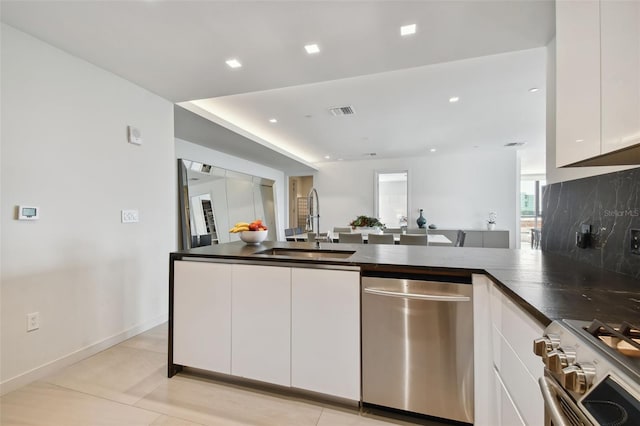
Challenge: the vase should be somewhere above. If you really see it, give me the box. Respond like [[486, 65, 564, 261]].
[[487, 223, 496, 230], [416, 209, 426, 228]]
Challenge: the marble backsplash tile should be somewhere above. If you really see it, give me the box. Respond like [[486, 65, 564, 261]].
[[541, 167, 640, 279]]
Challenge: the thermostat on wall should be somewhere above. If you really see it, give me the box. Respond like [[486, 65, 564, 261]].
[[128, 125, 142, 145], [18, 205, 39, 220]]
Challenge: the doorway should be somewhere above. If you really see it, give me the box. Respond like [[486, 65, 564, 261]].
[[288, 176, 313, 229]]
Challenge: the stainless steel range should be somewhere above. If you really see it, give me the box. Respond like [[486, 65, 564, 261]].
[[533, 319, 640, 425]]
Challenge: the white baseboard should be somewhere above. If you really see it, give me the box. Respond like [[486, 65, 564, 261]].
[[0, 313, 168, 396]]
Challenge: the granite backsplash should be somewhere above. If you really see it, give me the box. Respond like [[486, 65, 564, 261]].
[[541, 167, 640, 279]]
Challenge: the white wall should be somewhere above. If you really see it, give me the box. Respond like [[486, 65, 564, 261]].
[[175, 138, 286, 240], [315, 150, 519, 248], [0, 25, 176, 392], [545, 38, 634, 184]]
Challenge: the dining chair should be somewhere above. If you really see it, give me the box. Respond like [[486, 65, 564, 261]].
[[400, 234, 428, 246], [285, 228, 295, 241], [368, 233, 394, 245], [339, 232, 363, 244], [333, 226, 352, 233], [318, 232, 332, 242], [531, 228, 541, 249], [454, 230, 466, 247], [383, 227, 402, 234], [406, 228, 427, 234], [199, 234, 212, 246]]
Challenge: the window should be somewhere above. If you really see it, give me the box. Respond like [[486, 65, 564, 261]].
[[375, 171, 408, 228], [520, 178, 545, 248]]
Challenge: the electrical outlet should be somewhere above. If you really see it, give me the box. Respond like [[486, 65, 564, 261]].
[[27, 312, 39, 332], [121, 209, 139, 223], [631, 229, 640, 255]]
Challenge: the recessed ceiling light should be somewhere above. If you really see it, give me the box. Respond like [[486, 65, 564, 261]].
[[449, 96, 460, 103], [225, 58, 242, 68], [400, 24, 417, 36], [430, 148, 437, 152], [576, 139, 584, 143], [324, 155, 331, 160], [268, 118, 278, 123], [304, 44, 320, 54], [529, 87, 539, 93]]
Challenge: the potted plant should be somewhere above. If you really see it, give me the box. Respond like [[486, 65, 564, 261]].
[[349, 215, 385, 235], [487, 212, 497, 230]]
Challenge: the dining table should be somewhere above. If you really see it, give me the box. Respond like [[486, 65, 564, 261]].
[[292, 232, 452, 245]]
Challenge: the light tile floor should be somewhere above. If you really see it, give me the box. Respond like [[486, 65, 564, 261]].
[[1, 323, 444, 426]]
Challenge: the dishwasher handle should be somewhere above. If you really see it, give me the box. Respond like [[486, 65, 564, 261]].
[[364, 287, 470, 302]]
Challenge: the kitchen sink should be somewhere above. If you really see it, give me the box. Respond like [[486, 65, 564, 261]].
[[255, 248, 355, 259]]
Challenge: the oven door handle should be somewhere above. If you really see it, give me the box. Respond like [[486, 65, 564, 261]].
[[539, 376, 571, 426], [363, 287, 470, 302]]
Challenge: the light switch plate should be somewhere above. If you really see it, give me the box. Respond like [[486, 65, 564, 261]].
[[127, 126, 142, 145], [121, 209, 139, 223]]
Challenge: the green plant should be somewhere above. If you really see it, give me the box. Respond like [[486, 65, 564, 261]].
[[349, 215, 385, 228]]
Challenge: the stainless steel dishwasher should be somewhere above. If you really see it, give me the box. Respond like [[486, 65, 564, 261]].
[[361, 272, 474, 424]]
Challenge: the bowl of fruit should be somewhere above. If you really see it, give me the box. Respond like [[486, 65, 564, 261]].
[[230, 220, 269, 245]]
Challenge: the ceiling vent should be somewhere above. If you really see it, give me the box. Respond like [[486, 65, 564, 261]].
[[504, 142, 526, 147], [328, 105, 355, 116]]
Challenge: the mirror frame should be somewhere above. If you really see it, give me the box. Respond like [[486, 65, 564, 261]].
[[374, 169, 409, 228], [177, 158, 277, 249]]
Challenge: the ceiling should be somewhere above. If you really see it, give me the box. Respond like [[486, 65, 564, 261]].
[[1, 0, 555, 174]]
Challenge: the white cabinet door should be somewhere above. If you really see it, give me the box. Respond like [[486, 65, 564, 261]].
[[477, 278, 545, 426], [291, 268, 360, 400], [482, 231, 509, 248], [556, 0, 602, 166], [601, 0, 640, 154], [495, 370, 526, 426], [472, 274, 499, 426], [173, 261, 232, 374], [231, 264, 291, 386]]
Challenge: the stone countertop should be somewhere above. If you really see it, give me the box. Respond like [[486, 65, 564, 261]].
[[171, 241, 640, 326]]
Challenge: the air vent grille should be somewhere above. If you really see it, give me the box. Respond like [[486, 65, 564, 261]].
[[328, 106, 355, 116], [504, 142, 526, 147]]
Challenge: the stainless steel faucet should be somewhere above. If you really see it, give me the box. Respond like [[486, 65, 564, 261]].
[[307, 188, 320, 234]]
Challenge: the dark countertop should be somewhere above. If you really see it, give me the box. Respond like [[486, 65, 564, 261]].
[[171, 241, 640, 326]]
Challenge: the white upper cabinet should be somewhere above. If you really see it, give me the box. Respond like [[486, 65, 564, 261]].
[[556, 0, 602, 167], [601, 0, 640, 154], [556, 0, 640, 167]]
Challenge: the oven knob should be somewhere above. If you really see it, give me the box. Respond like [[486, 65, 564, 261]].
[[544, 347, 576, 373], [561, 363, 596, 394], [533, 334, 560, 357]]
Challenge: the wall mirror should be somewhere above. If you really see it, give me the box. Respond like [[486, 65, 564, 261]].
[[375, 170, 408, 228], [178, 159, 277, 249]]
